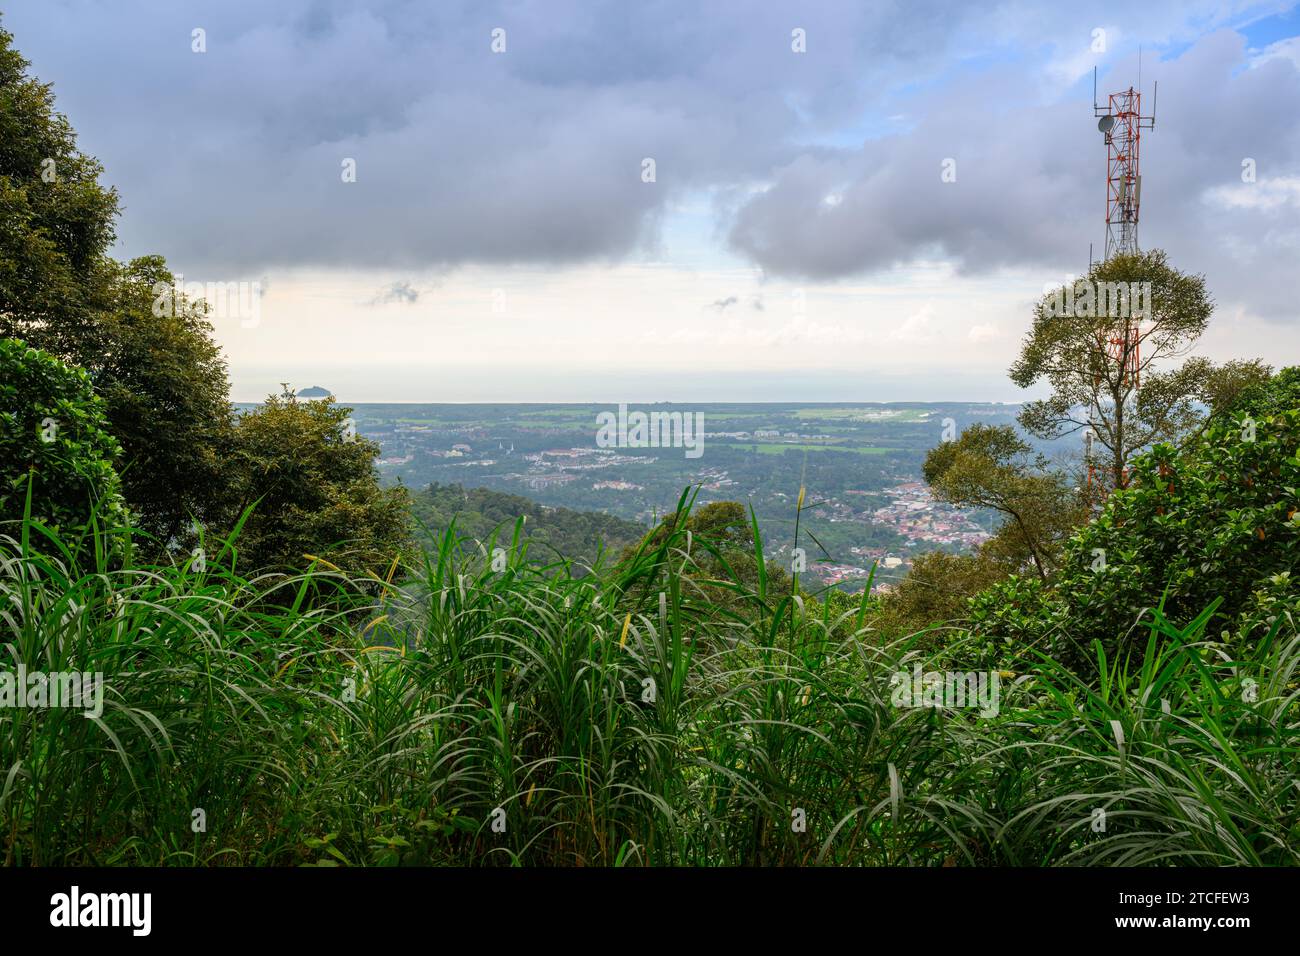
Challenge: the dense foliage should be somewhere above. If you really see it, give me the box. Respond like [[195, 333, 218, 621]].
[[225, 390, 411, 577], [2, 25, 400, 571], [923, 423, 1084, 580], [91, 256, 235, 548], [0, 25, 118, 366], [970, 367, 1300, 671], [1, 504, 1295, 866], [0, 338, 125, 534], [628, 498, 796, 611], [411, 482, 647, 568]]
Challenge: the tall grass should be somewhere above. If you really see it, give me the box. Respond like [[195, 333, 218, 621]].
[[1, 502, 1296, 866]]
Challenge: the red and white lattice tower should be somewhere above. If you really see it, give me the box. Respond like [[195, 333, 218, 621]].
[[1096, 84, 1155, 260], [1085, 71, 1157, 498], [1094, 72, 1156, 377]]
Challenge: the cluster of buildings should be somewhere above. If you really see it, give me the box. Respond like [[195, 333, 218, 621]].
[[375, 441, 486, 467], [805, 549, 910, 588], [749, 429, 835, 440], [810, 562, 886, 586], [694, 467, 736, 492], [847, 547, 907, 569], [494, 447, 658, 491], [702, 429, 837, 441], [867, 481, 991, 549], [760, 479, 992, 589]]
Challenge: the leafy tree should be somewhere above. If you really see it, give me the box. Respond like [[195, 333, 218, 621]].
[[1011, 250, 1218, 494], [631, 500, 752, 558], [923, 424, 1084, 580], [225, 388, 410, 576], [878, 424, 1086, 635], [93, 256, 235, 547], [971, 366, 1300, 671], [1206, 360, 1287, 418], [874, 550, 1010, 637], [0, 23, 118, 366], [1, 26, 234, 547], [0, 338, 125, 534]]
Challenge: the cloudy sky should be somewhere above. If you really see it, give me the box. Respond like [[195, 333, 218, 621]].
[[6, 0, 1300, 402]]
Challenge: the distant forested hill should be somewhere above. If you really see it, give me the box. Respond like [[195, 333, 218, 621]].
[[410, 483, 649, 566]]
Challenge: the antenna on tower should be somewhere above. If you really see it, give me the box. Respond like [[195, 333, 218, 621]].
[[1093, 61, 1156, 261], [1085, 56, 1158, 501]]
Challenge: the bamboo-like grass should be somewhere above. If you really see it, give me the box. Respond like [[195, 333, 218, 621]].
[[1, 491, 1296, 866]]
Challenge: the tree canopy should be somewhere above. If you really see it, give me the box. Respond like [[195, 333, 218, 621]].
[[923, 423, 1083, 580], [0, 24, 119, 365], [411, 482, 646, 568], [224, 389, 411, 577], [1011, 250, 1217, 494], [0, 338, 126, 535], [971, 365, 1300, 671], [92, 256, 235, 547]]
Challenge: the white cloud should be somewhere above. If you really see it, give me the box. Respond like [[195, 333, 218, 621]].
[[892, 306, 940, 343], [1250, 34, 1300, 69], [1204, 176, 1300, 211]]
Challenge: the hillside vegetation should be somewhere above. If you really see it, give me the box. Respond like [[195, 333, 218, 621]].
[[410, 483, 648, 569], [2, 423, 1297, 864], [971, 367, 1300, 674]]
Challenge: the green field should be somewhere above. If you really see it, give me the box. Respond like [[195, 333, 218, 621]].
[[516, 409, 593, 420], [746, 442, 890, 455]]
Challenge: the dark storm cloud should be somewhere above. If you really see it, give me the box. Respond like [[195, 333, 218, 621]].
[[727, 30, 1300, 322], [3, 0, 963, 272], [4, 0, 1297, 323]]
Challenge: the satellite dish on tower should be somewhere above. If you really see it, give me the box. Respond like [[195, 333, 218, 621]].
[[1098, 114, 1115, 134]]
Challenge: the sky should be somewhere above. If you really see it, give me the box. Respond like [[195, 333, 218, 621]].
[[5, 0, 1300, 402]]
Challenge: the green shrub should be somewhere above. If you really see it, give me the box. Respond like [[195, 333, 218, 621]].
[[971, 367, 1300, 671], [224, 388, 410, 576], [0, 337, 125, 534], [1220, 365, 1300, 420], [876, 550, 1013, 642]]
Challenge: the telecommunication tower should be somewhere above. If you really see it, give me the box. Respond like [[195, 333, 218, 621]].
[[1094, 68, 1156, 260], [1084, 65, 1157, 499]]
